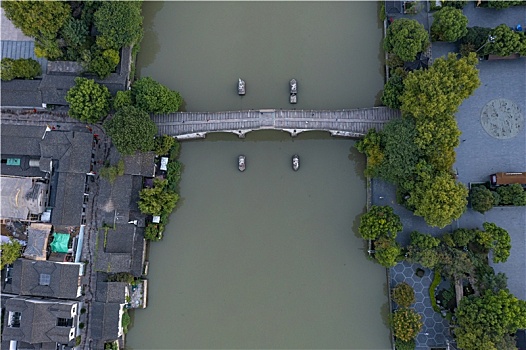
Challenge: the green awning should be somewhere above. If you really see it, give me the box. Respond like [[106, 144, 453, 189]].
[[7, 158, 21, 166], [50, 233, 70, 253]]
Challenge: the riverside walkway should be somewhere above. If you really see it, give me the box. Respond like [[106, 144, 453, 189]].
[[152, 107, 401, 139]]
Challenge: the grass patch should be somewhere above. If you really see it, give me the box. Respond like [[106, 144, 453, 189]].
[[430, 270, 441, 312]]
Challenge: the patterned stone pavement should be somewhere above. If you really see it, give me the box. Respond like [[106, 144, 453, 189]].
[[390, 262, 454, 350]]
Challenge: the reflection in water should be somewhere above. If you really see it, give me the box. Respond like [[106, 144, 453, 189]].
[[136, 2, 384, 112], [127, 133, 390, 350]]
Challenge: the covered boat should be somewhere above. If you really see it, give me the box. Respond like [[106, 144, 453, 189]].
[[292, 154, 299, 171], [290, 79, 297, 104], [238, 155, 246, 172], [238, 78, 246, 95]]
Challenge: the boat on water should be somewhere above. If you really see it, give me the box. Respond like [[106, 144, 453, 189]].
[[238, 155, 246, 172], [290, 79, 297, 104], [238, 78, 246, 95], [292, 154, 299, 171]]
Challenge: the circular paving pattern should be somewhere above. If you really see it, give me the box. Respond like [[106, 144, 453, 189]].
[[481, 98, 524, 139]]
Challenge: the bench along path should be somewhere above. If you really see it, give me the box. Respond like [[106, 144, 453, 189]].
[[152, 107, 400, 139]]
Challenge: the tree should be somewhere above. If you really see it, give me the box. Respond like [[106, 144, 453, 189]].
[[66, 77, 111, 123], [430, 6, 468, 42], [483, 222, 511, 263], [406, 231, 441, 268], [355, 128, 384, 177], [374, 236, 402, 268], [1, 1, 70, 43], [131, 77, 183, 114], [392, 282, 416, 308], [103, 106, 157, 155], [400, 53, 480, 118], [145, 223, 164, 241], [358, 205, 403, 240], [487, 24, 526, 56], [407, 171, 468, 228], [455, 290, 526, 350], [88, 49, 120, 79], [1, 238, 22, 269], [414, 115, 460, 171], [1, 58, 41, 81], [470, 186, 495, 213], [384, 19, 430, 62], [391, 308, 423, 342], [381, 69, 406, 109], [377, 117, 420, 190], [138, 179, 179, 216], [94, 1, 143, 50]]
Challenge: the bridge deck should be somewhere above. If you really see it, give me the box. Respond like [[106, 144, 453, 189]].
[[152, 107, 400, 139]]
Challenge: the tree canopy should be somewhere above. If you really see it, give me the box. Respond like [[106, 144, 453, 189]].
[[66, 77, 111, 123], [94, 1, 143, 50], [103, 106, 157, 155], [471, 186, 496, 213], [138, 179, 179, 216], [1, 238, 22, 270], [384, 18, 430, 62], [455, 289, 526, 350], [400, 52, 480, 118], [1, 1, 70, 43], [131, 77, 183, 114], [430, 6, 468, 42], [358, 205, 403, 240], [407, 171, 468, 228], [391, 308, 423, 342]]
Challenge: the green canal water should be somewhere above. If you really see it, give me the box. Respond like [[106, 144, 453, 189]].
[[127, 2, 390, 349]]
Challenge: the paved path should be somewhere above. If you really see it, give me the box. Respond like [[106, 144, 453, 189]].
[[153, 107, 400, 139], [0, 8, 33, 41]]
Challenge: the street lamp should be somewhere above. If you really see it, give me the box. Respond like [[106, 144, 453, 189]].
[[476, 34, 496, 53]]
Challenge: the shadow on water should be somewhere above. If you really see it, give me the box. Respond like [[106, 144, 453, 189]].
[[198, 129, 334, 143], [136, 1, 163, 73]]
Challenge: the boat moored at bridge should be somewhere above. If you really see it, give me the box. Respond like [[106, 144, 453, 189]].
[[238, 155, 246, 172], [290, 79, 297, 104], [292, 155, 299, 171]]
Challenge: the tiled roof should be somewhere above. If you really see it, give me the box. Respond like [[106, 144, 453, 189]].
[[7, 259, 81, 299]]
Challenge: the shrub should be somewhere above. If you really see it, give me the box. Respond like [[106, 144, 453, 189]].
[[169, 140, 181, 161], [154, 135, 175, 156], [66, 77, 111, 123], [460, 26, 493, 49], [145, 223, 164, 241], [392, 308, 423, 342], [487, 24, 526, 57], [441, 0, 468, 9], [392, 282, 416, 307], [121, 310, 131, 334], [99, 159, 125, 183], [471, 185, 495, 213], [431, 6, 468, 42], [496, 184, 525, 205], [75, 335, 82, 346], [166, 160, 183, 192], [384, 18, 430, 62], [395, 339, 416, 350], [107, 272, 135, 284], [113, 90, 133, 110], [1, 58, 41, 81], [79, 323, 85, 329]]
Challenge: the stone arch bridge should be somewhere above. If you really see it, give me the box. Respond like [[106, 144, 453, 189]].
[[152, 107, 400, 139]]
